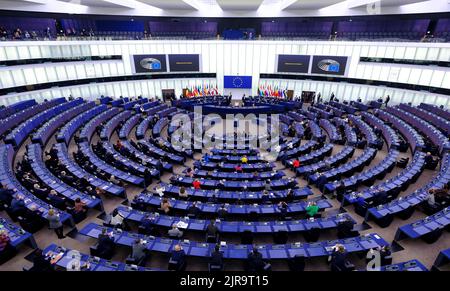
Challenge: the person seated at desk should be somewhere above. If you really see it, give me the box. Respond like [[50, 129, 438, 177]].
[[337, 218, 357, 239], [216, 179, 225, 189], [178, 186, 189, 199], [206, 220, 219, 242], [109, 209, 125, 229], [426, 188, 438, 208], [21, 173, 38, 189], [208, 194, 218, 203], [193, 179, 201, 190], [29, 249, 54, 272], [109, 175, 123, 187], [77, 176, 90, 191], [434, 184, 450, 207], [0, 229, 13, 262], [246, 246, 266, 272], [209, 244, 223, 271], [115, 140, 123, 151], [84, 186, 97, 198], [234, 164, 243, 173], [140, 215, 155, 235], [292, 159, 300, 169], [168, 224, 184, 238], [32, 184, 49, 199], [0, 184, 13, 207], [48, 190, 66, 210], [74, 198, 87, 214], [306, 201, 319, 218], [333, 181, 346, 200], [95, 187, 106, 197], [374, 187, 388, 205], [217, 205, 228, 220], [44, 154, 59, 170], [241, 155, 248, 164], [131, 238, 148, 264], [130, 140, 140, 150], [203, 153, 211, 163], [60, 171, 76, 184], [424, 152, 438, 170], [97, 228, 115, 259], [143, 167, 152, 183], [286, 189, 295, 203], [261, 190, 271, 204], [328, 244, 351, 271], [278, 201, 288, 220], [186, 167, 194, 178], [378, 245, 392, 266], [188, 201, 201, 218], [272, 169, 284, 180], [47, 209, 65, 239], [160, 198, 172, 214], [316, 173, 328, 191], [24, 205, 43, 222], [155, 184, 165, 197], [288, 124, 296, 137], [10, 194, 27, 218], [264, 179, 272, 192], [169, 244, 186, 271]]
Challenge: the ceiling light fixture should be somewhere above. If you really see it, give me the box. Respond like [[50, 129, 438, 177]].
[[257, 0, 298, 16], [182, 0, 223, 14]]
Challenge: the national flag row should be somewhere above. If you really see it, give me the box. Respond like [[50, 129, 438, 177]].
[[185, 84, 219, 98], [257, 84, 288, 98]]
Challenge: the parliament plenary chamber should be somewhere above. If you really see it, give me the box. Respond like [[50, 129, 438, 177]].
[[0, 0, 449, 279]]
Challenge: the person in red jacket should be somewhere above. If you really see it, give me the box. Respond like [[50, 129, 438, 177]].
[[234, 164, 243, 173], [193, 179, 201, 190], [292, 159, 300, 168]]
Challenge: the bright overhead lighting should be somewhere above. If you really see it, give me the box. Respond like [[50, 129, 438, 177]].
[[21, 0, 48, 3], [101, 0, 137, 9], [51, 0, 90, 10], [346, 0, 379, 9], [182, 0, 223, 13], [257, 0, 298, 15], [101, 0, 162, 11]]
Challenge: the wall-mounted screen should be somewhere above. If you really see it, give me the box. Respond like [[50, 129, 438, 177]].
[[224, 76, 252, 89], [311, 55, 348, 76], [277, 55, 310, 73], [169, 54, 200, 72], [133, 54, 167, 73]]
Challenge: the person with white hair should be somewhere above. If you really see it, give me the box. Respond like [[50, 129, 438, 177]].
[[168, 224, 184, 238]]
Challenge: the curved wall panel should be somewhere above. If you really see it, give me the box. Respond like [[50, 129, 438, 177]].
[[0, 40, 449, 105]]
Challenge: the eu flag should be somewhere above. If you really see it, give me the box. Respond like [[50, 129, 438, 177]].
[[224, 76, 252, 89]]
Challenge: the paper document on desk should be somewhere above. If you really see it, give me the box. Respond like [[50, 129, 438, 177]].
[[177, 221, 188, 229]]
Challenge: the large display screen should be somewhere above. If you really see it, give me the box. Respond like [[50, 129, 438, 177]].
[[224, 76, 252, 89], [277, 55, 310, 73], [168, 54, 200, 72], [311, 55, 348, 76], [133, 54, 167, 73]]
